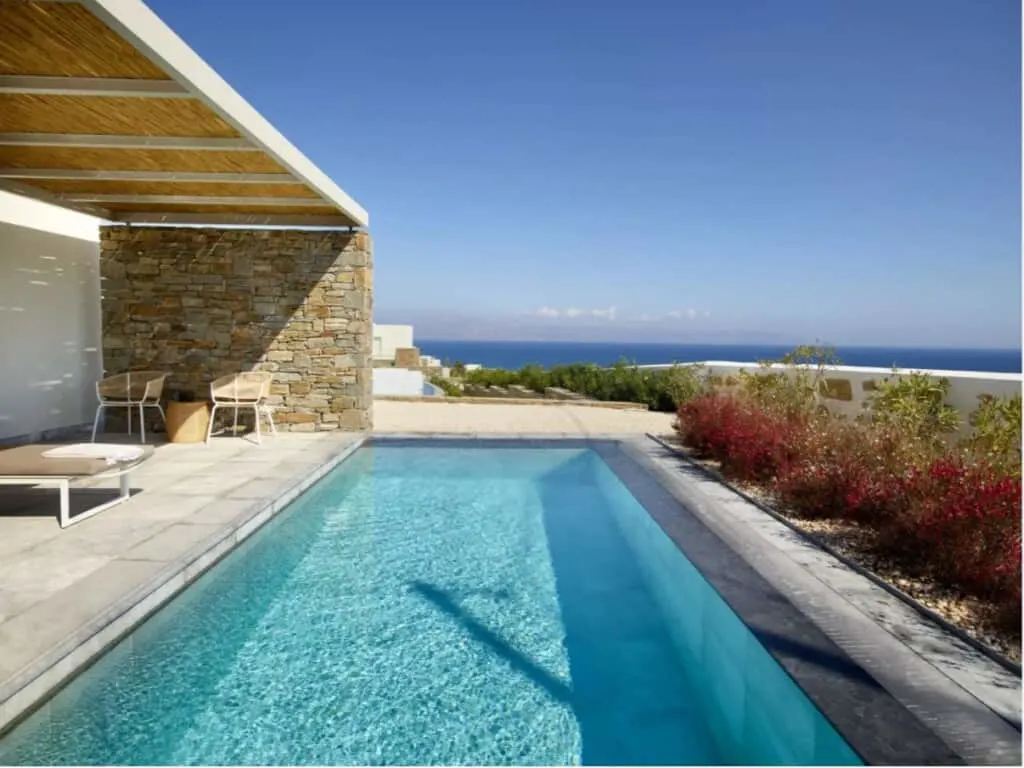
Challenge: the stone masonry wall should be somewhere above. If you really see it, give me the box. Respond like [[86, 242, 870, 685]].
[[99, 226, 372, 432]]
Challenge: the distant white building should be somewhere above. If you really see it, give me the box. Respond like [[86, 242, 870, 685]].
[[372, 324, 414, 361]]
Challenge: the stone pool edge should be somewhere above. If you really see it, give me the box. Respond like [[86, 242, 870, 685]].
[[0, 435, 368, 736], [371, 434, 1021, 766]]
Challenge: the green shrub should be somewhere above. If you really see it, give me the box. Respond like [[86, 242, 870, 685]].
[[548, 363, 608, 398], [866, 371, 959, 460], [966, 393, 1022, 476], [463, 368, 519, 388], [661, 363, 710, 409], [739, 344, 840, 417], [429, 377, 462, 397], [454, 360, 706, 411], [516, 363, 550, 393]]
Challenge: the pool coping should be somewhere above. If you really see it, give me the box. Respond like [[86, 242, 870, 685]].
[[0, 435, 368, 737], [371, 435, 1022, 766]]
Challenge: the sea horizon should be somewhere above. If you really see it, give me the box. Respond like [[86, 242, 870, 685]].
[[417, 339, 1024, 374]]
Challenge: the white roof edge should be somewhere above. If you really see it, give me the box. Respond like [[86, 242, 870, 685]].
[[80, 0, 369, 228]]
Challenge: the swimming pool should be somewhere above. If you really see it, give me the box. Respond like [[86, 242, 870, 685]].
[[0, 442, 863, 765]]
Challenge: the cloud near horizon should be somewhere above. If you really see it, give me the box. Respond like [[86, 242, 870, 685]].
[[536, 307, 710, 322], [534, 306, 618, 320]]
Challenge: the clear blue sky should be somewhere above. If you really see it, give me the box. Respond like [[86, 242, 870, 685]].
[[151, 0, 1021, 348]]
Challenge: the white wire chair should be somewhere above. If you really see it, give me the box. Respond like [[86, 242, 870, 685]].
[[206, 371, 277, 445], [90, 371, 168, 444]]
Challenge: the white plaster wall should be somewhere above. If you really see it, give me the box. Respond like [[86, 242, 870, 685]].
[[372, 324, 414, 360], [641, 361, 1023, 434], [0, 192, 103, 441], [373, 367, 427, 396]]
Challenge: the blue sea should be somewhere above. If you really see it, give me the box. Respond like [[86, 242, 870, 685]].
[[418, 341, 1022, 374]]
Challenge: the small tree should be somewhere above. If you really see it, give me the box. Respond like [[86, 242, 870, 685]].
[[866, 370, 959, 464], [965, 393, 1022, 476], [740, 344, 840, 417], [662, 363, 710, 409]]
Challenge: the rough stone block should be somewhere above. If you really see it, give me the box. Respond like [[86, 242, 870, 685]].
[[394, 347, 421, 369]]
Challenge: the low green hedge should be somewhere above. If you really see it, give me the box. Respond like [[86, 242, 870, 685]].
[[460, 360, 708, 412]]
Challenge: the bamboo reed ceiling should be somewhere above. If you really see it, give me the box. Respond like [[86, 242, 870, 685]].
[[0, 0, 364, 227], [0, 1, 166, 78], [0, 94, 241, 137], [0, 146, 288, 173]]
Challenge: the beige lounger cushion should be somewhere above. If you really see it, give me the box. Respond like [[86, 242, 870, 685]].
[[0, 444, 155, 477]]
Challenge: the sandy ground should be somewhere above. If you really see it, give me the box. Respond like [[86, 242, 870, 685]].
[[372, 400, 677, 436]]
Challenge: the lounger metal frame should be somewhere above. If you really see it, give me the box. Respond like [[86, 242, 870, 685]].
[[0, 465, 136, 528]]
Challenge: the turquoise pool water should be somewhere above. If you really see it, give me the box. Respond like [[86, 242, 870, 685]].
[[0, 445, 863, 765]]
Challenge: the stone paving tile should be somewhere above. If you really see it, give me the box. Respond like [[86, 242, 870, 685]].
[[122, 522, 231, 562], [0, 515, 61, 561], [155, 472, 252, 497], [0, 559, 169, 688], [224, 477, 297, 500], [0, 556, 112, 625], [182, 498, 262, 526]]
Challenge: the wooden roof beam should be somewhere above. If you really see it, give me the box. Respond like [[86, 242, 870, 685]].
[[0, 168, 297, 183], [0, 75, 189, 98], [0, 133, 255, 150], [60, 193, 330, 207], [111, 212, 355, 227]]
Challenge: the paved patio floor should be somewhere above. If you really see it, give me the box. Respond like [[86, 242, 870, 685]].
[[0, 431, 362, 729], [373, 399, 678, 435]]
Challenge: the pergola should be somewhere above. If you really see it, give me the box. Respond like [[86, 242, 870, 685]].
[[0, 0, 368, 229], [0, 0, 373, 438]]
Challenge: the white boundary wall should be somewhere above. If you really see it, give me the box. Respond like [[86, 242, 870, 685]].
[[641, 361, 1022, 434], [372, 368, 427, 397], [0, 192, 103, 442]]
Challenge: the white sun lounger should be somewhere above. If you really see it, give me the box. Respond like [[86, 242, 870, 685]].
[[0, 443, 155, 528]]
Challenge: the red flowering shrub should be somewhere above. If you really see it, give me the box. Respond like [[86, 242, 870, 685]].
[[892, 458, 1022, 601], [676, 392, 740, 459], [676, 389, 1023, 635], [997, 537, 1023, 630], [771, 420, 917, 522], [677, 393, 805, 483]]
